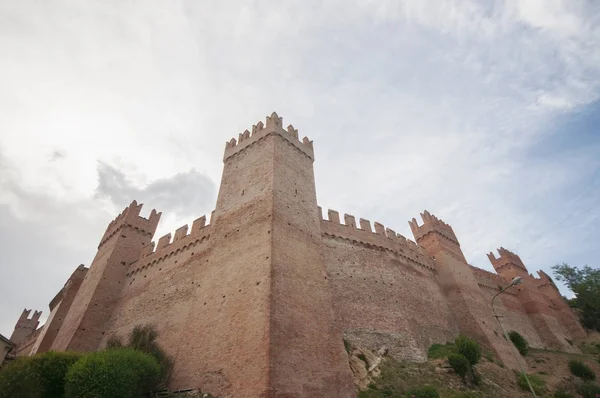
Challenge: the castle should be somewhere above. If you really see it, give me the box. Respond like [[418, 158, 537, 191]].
[[9, 112, 586, 397]]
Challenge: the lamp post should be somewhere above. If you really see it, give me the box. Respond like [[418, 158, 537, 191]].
[[491, 276, 537, 398]]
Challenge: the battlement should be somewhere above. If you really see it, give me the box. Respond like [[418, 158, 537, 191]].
[[18, 309, 42, 324], [223, 112, 314, 162], [536, 270, 559, 291], [99, 200, 161, 249], [468, 264, 515, 292], [127, 212, 213, 277], [408, 210, 460, 245], [318, 207, 435, 272], [487, 247, 528, 273]]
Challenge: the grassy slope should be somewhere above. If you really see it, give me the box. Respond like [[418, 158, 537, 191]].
[[359, 335, 600, 398]]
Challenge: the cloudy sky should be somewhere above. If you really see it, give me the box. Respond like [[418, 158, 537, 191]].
[[0, 0, 598, 337]]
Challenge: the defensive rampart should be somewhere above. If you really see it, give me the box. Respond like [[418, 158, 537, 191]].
[[319, 208, 458, 361]]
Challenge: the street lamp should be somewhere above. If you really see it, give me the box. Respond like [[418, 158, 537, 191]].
[[491, 276, 537, 398]]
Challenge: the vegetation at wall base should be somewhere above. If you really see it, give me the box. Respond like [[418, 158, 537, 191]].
[[455, 336, 481, 367], [0, 351, 82, 398], [515, 372, 546, 395], [448, 354, 469, 382], [65, 348, 160, 398], [569, 359, 596, 381], [553, 387, 574, 398], [576, 381, 600, 398], [427, 342, 456, 360], [0, 324, 172, 398], [508, 331, 529, 356], [0, 357, 42, 398], [405, 385, 440, 398], [108, 324, 173, 385]]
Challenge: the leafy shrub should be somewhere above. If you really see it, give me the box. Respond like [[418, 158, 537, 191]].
[[448, 354, 469, 381], [553, 387, 574, 398], [127, 325, 172, 383], [0, 351, 82, 398], [455, 336, 481, 366], [65, 348, 160, 398], [405, 385, 440, 398], [508, 331, 529, 356], [516, 372, 546, 395], [35, 351, 83, 398], [569, 359, 596, 381], [576, 381, 600, 398], [0, 357, 42, 398]]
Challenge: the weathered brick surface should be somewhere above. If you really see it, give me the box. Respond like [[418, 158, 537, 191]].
[[29, 265, 88, 354], [10, 112, 586, 397]]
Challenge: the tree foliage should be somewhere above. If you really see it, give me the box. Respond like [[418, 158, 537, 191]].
[[552, 263, 600, 330]]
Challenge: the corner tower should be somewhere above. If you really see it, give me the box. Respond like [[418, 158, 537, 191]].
[[174, 113, 354, 397], [409, 210, 467, 263], [409, 211, 525, 370], [487, 247, 529, 281], [51, 201, 160, 352], [10, 309, 41, 346]]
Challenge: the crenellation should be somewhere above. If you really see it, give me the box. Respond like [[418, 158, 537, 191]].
[[374, 222, 386, 235], [223, 112, 314, 162], [344, 214, 356, 227], [157, 233, 172, 250], [174, 224, 189, 242], [191, 215, 207, 234], [359, 218, 372, 232], [328, 209, 340, 223], [385, 227, 396, 240], [98, 201, 161, 249], [287, 125, 298, 139], [319, 209, 435, 272], [409, 210, 460, 245]]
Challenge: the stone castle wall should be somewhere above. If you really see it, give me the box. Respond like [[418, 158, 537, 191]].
[[9, 112, 586, 398]]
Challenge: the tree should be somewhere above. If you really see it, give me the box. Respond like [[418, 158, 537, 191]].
[[552, 263, 600, 331]]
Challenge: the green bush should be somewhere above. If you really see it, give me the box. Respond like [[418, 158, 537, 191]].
[[448, 354, 469, 381], [576, 381, 600, 398], [553, 387, 574, 398], [508, 331, 529, 356], [0, 351, 82, 398], [65, 348, 161, 398], [127, 325, 172, 383], [36, 351, 83, 398], [516, 372, 546, 395], [455, 335, 481, 366], [0, 357, 42, 398], [405, 385, 440, 398], [569, 360, 595, 381]]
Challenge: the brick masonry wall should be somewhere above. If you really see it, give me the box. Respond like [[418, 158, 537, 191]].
[[31, 266, 88, 354], [322, 235, 459, 361]]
